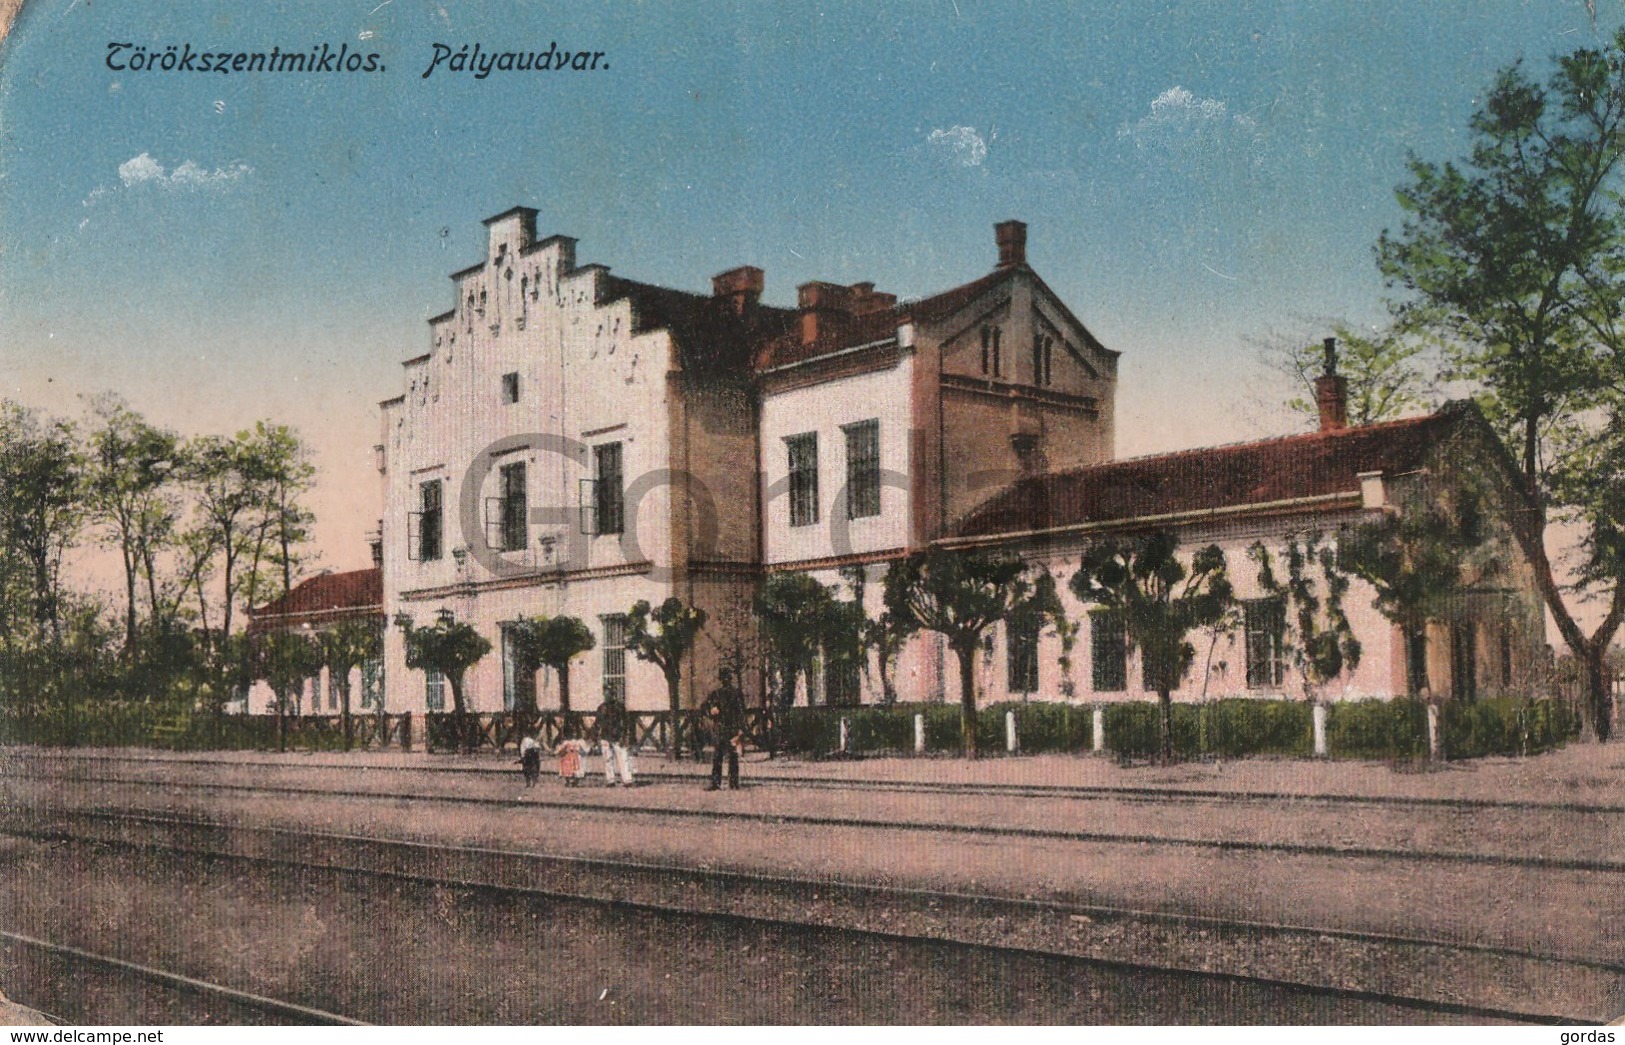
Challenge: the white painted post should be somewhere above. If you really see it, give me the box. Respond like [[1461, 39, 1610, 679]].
[[1006, 710, 1018, 753], [1092, 706, 1105, 753], [1313, 703, 1328, 757], [914, 713, 925, 754], [839, 716, 849, 754], [1427, 704, 1440, 759]]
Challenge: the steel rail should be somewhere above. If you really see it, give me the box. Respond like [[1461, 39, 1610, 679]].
[[11, 748, 1623, 816], [12, 807, 1625, 977], [0, 814, 1596, 1027], [9, 767, 1624, 875], [0, 931, 366, 1026]]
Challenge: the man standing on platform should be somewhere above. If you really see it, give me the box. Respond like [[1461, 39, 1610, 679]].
[[595, 696, 635, 787], [701, 668, 746, 791]]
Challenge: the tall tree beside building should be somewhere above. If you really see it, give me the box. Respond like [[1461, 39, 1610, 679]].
[[754, 573, 835, 708], [1376, 31, 1625, 737], [1070, 534, 1233, 763], [882, 548, 1038, 758], [1249, 533, 1362, 703], [626, 597, 705, 756], [402, 616, 491, 752], [839, 565, 908, 705]]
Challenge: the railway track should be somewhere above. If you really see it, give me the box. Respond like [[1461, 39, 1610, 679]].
[[7, 764, 1621, 874], [0, 809, 1605, 1026], [0, 931, 364, 1025], [12, 748, 1622, 815]]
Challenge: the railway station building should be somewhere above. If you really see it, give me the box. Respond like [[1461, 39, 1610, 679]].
[[371, 208, 1546, 716]]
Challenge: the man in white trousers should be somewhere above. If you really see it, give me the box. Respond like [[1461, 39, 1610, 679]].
[[594, 696, 635, 786]]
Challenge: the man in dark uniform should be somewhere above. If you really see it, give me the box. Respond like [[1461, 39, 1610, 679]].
[[701, 668, 746, 791], [594, 696, 634, 786]]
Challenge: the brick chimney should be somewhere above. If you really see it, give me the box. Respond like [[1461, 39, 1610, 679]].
[[712, 266, 764, 316], [995, 220, 1028, 268], [1315, 336, 1348, 432]]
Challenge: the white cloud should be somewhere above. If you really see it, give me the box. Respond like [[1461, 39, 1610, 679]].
[[1119, 86, 1262, 165], [117, 152, 167, 187], [927, 125, 987, 167], [82, 152, 253, 219]]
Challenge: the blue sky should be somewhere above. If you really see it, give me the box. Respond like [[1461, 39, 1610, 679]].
[[2, 0, 1619, 575]]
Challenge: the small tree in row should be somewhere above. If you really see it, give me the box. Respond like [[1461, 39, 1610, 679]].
[[882, 548, 1043, 759], [512, 614, 596, 715], [1071, 534, 1233, 764], [627, 597, 707, 758], [403, 615, 491, 752]]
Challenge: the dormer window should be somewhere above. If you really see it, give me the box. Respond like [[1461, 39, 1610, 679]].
[[501, 372, 521, 404]]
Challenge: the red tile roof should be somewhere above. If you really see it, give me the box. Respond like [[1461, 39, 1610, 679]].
[[956, 405, 1471, 539], [248, 567, 382, 629]]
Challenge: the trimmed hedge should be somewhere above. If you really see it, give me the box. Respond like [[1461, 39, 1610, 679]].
[[768, 694, 1582, 762], [1325, 698, 1429, 760], [1440, 697, 1580, 759]]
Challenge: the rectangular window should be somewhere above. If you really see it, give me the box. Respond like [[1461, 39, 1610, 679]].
[[500, 461, 527, 551], [501, 623, 535, 712], [501, 371, 520, 404], [601, 614, 628, 703], [360, 655, 382, 710], [424, 668, 446, 711], [1007, 616, 1040, 694], [1451, 619, 1478, 702], [843, 420, 880, 520], [416, 480, 443, 561], [1090, 611, 1126, 692], [1244, 599, 1286, 689], [1034, 335, 1054, 387], [1499, 630, 1512, 687], [824, 656, 862, 706], [594, 443, 624, 536], [787, 433, 819, 527]]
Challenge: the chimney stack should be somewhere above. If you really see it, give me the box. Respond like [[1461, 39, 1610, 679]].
[[1315, 336, 1348, 432], [995, 220, 1028, 268], [712, 266, 764, 316]]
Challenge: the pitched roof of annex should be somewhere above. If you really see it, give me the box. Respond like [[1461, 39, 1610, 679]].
[[953, 404, 1477, 541], [247, 567, 383, 631]]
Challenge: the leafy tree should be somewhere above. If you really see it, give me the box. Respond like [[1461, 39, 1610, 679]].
[[1376, 32, 1625, 737], [1249, 532, 1362, 703], [839, 565, 908, 705], [0, 402, 87, 653], [1338, 499, 1481, 698], [250, 629, 323, 753], [1259, 323, 1437, 428], [627, 597, 706, 756], [318, 618, 383, 750], [403, 615, 491, 752], [83, 394, 182, 655], [514, 614, 596, 715], [1070, 534, 1233, 763], [882, 548, 1038, 757], [754, 573, 835, 708]]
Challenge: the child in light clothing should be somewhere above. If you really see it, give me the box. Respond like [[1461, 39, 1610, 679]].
[[518, 735, 542, 788], [557, 738, 590, 786]]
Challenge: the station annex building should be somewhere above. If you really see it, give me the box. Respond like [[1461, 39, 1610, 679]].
[[255, 208, 1547, 717]]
